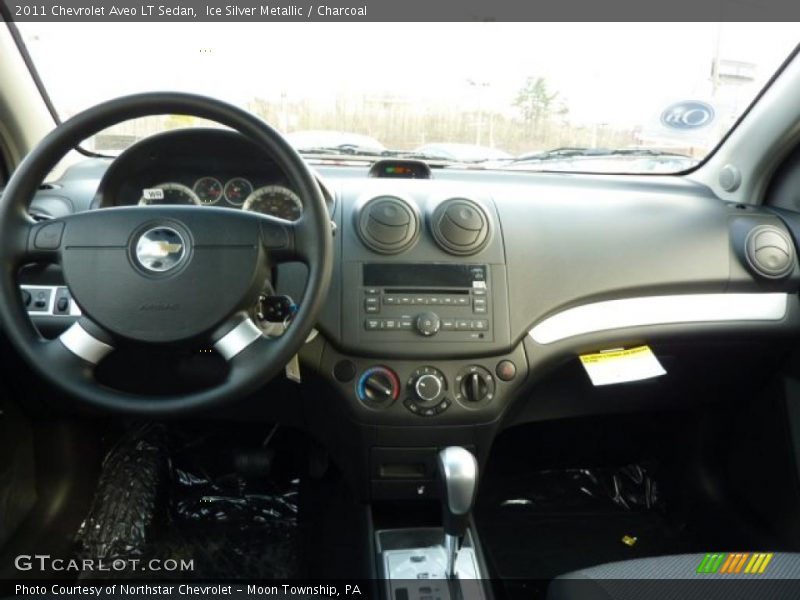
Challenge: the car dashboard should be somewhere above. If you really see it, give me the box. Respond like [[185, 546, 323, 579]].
[[15, 129, 800, 437]]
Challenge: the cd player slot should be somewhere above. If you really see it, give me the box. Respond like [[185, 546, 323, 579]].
[[384, 288, 469, 295]]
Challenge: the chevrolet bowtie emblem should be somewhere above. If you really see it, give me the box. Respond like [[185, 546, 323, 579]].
[[140, 240, 183, 257], [135, 227, 187, 273]]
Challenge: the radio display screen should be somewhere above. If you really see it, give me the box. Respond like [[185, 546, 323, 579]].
[[363, 263, 484, 288]]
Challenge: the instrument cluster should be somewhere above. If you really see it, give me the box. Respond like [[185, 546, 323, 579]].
[[139, 176, 303, 221]]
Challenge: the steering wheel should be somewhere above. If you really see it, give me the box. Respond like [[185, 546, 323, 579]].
[[0, 93, 333, 415]]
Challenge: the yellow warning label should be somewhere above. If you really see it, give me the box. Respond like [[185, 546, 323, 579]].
[[579, 345, 666, 386], [580, 346, 652, 364]]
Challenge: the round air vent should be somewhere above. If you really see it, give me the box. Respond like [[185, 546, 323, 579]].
[[356, 195, 419, 254], [430, 198, 490, 255], [744, 225, 795, 279]]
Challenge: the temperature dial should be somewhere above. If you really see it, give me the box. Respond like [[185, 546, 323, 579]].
[[357, 366, 400, 407]]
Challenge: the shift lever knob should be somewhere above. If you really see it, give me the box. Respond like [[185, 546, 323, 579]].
[[437, 446, 478, 538]]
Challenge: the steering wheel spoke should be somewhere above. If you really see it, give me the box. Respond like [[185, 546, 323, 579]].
[[2, 215, 60, 267], [259, 214, 313, 264], [212, 314, 265, 361], [58, 317, 116, 365], [33, 318, 115, 390]]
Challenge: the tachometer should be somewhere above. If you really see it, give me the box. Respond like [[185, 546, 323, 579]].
[[242, 186, 303, 221], [223, 177, 253, 206], [139, 183, 200, 206], [193, 177, 224, 205]]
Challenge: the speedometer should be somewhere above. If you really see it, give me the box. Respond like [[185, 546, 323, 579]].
[[193, 177, 224, 205], [242, 186, 303, 221], [139, 183, 200, 206]]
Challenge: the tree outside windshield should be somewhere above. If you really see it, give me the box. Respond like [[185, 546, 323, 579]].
[[16, 22, 800, 172]]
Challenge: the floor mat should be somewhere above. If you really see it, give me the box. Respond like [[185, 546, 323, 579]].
[[476, 464, 701, 596], [75, 423, 300, 579]]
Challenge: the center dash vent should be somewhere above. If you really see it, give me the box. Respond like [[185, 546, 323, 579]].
[[430, 198, 490, 255], [356, 196, 420, 254]]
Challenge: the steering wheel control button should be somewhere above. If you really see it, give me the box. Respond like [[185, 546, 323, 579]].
[[357, 366, 400, 408], [455, 365, 496, 407], [416, 312, 441, 336], [133, 226, 187, 273], [34, 221, 65, 249], [496, 360, 517, 382]]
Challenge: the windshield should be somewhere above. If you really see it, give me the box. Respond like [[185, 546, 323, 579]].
[[15, 22, 799, 173]]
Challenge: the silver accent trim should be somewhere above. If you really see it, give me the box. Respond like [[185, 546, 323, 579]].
[[214, 318, 264, 360], [21, 285, 81, 317], [528, 293, 789, 345], [437, 447, 478, 516], [59, 322, 114, 365]]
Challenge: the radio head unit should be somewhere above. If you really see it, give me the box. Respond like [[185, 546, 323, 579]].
[[359, 263, 491, 340]]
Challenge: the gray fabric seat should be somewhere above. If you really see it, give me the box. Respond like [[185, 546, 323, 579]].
[[547, 553, 800, 600]]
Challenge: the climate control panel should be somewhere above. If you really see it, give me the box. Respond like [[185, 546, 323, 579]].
[[335, 346, 527, 426]]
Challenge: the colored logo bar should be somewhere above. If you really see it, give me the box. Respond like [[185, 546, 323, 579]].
[[696, 553, 774, 574]]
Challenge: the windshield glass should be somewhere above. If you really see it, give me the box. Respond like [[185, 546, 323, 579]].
[[16, 22, 799, 173]]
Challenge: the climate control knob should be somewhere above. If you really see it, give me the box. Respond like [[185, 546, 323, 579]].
[[357, 366, 400, 407], [415, 374, 444, 403], [407, 366, 448, 408], [416, 312, 441, 337], [455, 365, 496, 406]]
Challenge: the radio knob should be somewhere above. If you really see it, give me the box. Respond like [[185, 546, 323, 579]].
[[415, 311, 441, 337]]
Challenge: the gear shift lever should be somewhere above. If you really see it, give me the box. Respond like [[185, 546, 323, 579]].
[[437, 446, 478, 580]]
